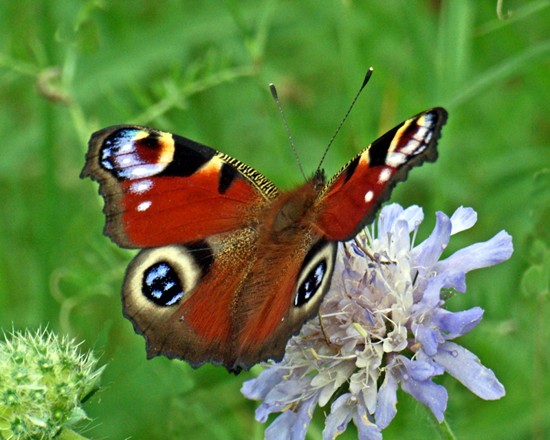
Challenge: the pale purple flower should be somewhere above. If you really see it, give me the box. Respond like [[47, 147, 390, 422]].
[[242, 204, 513, 439]]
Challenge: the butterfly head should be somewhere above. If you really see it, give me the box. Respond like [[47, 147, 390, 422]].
[[310, 168, 326, 192]]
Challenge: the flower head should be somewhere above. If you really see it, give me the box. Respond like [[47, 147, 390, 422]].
[[0, 328, 105, 439], [242, 204, 513, 439]]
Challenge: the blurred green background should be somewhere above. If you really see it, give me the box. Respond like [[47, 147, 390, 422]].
[[1, 0, 548, 438]]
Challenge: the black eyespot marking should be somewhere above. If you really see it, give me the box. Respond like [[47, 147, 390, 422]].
[[293, 240, 336, 308], [343, 156, 360, 183], [162, 134, 215, 177], [218, 163, 238, 194], [142, 262, 184, 307], [186, 240, 214, 276], [136, 131, 161, 148], [368, 126, 398, 166], [295, 260, 327, 307]]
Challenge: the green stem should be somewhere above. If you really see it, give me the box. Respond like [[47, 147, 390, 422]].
[[422, 403, 457, 440], [436, 418, 458, 440]]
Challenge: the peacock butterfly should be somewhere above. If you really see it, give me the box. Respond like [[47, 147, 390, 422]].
[[81, 87, 447, 373]]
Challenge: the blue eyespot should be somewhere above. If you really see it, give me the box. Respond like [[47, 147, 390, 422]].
[[142, 262, 184, 307], [295, 260, 327, 307]]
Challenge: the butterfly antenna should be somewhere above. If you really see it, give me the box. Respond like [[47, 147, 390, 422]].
[[316, 67, 374, 173], [270, 83, 307, 181]]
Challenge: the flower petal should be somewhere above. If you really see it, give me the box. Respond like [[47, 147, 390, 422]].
[[392, 219, 413, 257], [450, 206, 477, 234], [265, 411, 294, 440], [434, 307, 484, 338], [412, 211, 452, 270], [241, 368, 284, 401], [400, 205, 424, 233], [440, 271, 466, 292], [263, 377, 311, 406], [412, 323, 442, 356], [377, 204, 405, 238], [255, 376, 312, 422], [354, 404, 383, 440], [398, 357, 448, 422], [375, 369, 398, 428], [266, 395, 318, 440], [402, 378, 447, 422], [433, 341, 505, 399], [323, 394, 382, 440], [416, 274, 445, 308], [313, 363, 355, 407], [323, 394, 355, 439], [256, 402, 281, 423], [435, 231, 513, 275]]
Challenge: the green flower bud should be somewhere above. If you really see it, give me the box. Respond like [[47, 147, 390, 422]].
[[0, 328, 105, 440]]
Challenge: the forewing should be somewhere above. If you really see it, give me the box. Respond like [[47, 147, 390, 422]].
[[81, 126, 279, 248], [316, 108, 448, 241]]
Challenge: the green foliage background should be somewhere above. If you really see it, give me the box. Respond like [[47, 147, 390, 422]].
[[0, 0, 548, 438]]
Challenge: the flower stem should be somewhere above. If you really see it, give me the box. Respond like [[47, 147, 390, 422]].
[[436, 418, 457, 440], [422, 403, 457, 440]]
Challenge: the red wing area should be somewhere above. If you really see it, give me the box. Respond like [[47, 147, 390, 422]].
[[82, 125, 278, 248], [316, 161, 399, 240], [118, 170, 261, 247], [151, 259, 245, 365], [316, 108, 448, 241]]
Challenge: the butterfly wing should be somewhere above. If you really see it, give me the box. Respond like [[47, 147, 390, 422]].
[[121, 235, 258, 371], [316, 108, 448, 240], [82, 126, 284, 371], [81, 126, 279, 248]]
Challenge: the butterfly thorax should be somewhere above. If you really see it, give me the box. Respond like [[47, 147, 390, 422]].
[[264, 170, 325, 233], [269, 183, 316, 233]]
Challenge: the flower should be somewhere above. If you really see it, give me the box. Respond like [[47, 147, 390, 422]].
[[0, 328, 105, 440], [242, 204, 513, 439]]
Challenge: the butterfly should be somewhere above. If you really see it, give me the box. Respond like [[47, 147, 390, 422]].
[[82, 101, 447, 373]]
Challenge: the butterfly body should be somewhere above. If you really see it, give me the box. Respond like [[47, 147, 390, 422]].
[[82, 107, 447, 372]]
